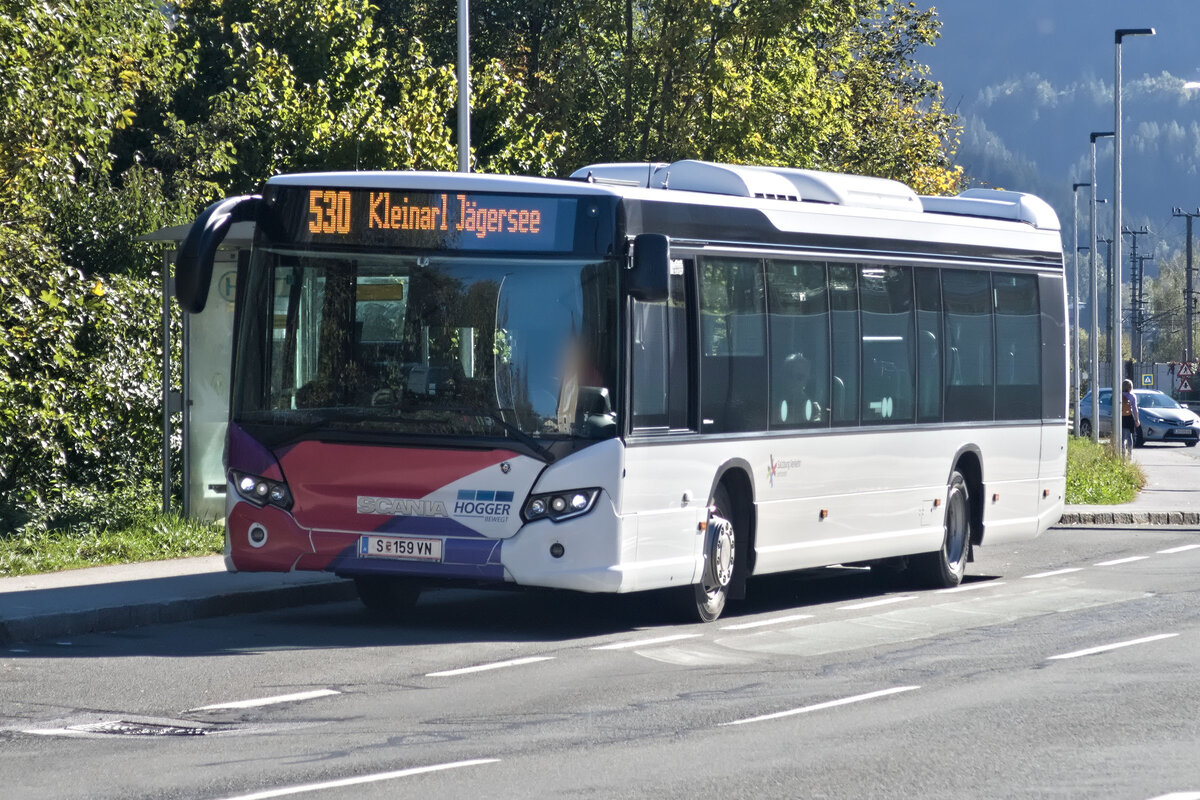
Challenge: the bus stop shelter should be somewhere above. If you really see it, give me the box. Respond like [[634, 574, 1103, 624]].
[[141, 221, 255, 521]]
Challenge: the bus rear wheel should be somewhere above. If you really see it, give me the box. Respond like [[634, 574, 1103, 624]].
[[682, 485, 737, 623], [354, 576, 422, 618], [913, 470, 970, 589]]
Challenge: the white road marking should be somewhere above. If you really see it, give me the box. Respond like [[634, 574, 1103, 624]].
[[1024, 568, 1084, 579], [837, 596, 915, 611], [720, 614, 814, 631], [209, 759, 499, 800], [1158, 544, 1200, 554], [1048, 633, 1179, 661], [592, 634, 703, 650], [189, 689, 341, 712], [1095, 556, 1150, 567], [426, 656, 554, 677], [721, 686, 920, 727], [1146, 793, 1200, 800], [936, 581, 1006, 594]]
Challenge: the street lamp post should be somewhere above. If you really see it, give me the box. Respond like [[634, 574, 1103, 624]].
[[1089, 131, 1113, 443], [457, 0, 471, 172], [1072, 181, 1091, 436], [1112, 27, 1155, 455]]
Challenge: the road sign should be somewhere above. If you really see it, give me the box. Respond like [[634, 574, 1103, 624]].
[[1181, 377, 1192, 392], [1180, 362, 1195, 378], [1142, 374, 1154, 386]]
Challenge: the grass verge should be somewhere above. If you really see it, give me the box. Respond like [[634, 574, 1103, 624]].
[[0, 513, 222, 578], [1065, 435, 1145, 504]]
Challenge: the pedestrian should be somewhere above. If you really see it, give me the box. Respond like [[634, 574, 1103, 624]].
[[1120, 378, 1141, 457]]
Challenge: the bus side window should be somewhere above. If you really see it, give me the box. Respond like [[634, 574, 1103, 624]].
[[915, 268, 942, 422], [943, 269, 994, 422], [993, 273, 1041, 420], [700, 257, 767, 433], [767, 259, 829, 429], [859, 265, 915, 424], [630, 263, 690, 431], [828, 265, 859, 426]]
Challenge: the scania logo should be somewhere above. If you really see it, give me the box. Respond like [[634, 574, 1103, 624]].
[[357, 496, 448, 517]]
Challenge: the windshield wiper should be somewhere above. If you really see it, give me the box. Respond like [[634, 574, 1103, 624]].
[[441, 406, 556, 463]]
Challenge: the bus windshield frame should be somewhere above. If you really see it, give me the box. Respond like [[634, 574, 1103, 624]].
[[230, 238, 622, 458]]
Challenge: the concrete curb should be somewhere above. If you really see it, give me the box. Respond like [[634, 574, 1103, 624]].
[[1056, 510, 1200, 527], [0, 579, 357, 647]]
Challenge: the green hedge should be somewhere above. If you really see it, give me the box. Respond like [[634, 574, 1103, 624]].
[[0, 222, 166, 534]]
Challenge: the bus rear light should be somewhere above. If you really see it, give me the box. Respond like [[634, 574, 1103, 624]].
[[523, 488, 600, 523], [231, 470, 293, 511]]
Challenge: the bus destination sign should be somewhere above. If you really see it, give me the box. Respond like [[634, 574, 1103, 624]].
[[275, 187, 579, 253]]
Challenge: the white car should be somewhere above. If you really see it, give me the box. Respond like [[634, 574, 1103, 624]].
[[1078, 388, 1200, 446]]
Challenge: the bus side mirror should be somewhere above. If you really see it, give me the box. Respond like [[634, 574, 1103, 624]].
[[175, 195, 262, 314], [627, 233, 670, 303]]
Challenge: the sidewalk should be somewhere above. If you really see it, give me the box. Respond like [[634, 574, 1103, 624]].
[[0, 555, 355, 647], [3, 446, 1198, 646], [1058, 442, 1200, 526]]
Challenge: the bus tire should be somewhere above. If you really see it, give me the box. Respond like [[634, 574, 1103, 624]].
[[913, 470, 970, 589], [682, 485, 737, 623], [354, 576, 422, 617]]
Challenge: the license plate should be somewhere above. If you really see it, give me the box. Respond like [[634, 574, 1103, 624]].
[[1176, 428, 1193, 436], [360, 535, 443, 562]]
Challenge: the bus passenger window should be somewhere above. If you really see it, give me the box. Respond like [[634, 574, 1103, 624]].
[[915, 268, 942, 422], [993, 273, 1040, 420], [859, 265, 915, 424], [700, 257, 767, 433], [767, 259, 829, 429], [828, 265, 859, 426], [943, 270, 994, 421]]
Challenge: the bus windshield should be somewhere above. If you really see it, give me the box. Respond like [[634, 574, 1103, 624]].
[[232, 248, 620, 450]]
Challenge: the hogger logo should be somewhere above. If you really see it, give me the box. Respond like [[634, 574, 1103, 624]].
[[454, 489, 515, 522]]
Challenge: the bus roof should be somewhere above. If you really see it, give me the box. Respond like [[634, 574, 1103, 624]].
[[267, 161, 1063, 261]]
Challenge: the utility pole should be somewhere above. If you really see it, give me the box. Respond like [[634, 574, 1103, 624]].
[[1123, 226, 1150, 365], [1173, 208, 1200, 362], [1133, 254, 1153, 362]]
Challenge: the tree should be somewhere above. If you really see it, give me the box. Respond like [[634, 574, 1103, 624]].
[[372, 1, 963, 189]]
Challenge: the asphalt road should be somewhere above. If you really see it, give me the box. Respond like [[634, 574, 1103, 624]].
[[3, 525, 1200, 800]]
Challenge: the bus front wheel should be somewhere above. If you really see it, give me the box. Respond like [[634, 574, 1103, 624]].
[[913, 470, 970, 589], [354, 576, 422, 618], [683, 485, 737, 623]]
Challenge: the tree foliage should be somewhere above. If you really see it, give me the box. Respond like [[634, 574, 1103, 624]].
[[0, 0, 963, 533]]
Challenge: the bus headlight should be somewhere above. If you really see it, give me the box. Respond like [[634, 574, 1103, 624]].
[[523, 488, 600, 523], [231, 470, 293, 510]]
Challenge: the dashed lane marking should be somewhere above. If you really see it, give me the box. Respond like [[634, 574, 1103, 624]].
[[210, 759, 499, 800], [1048, 633, 1179, 661], [592, 634, 703, 650], [189, 689, 341, 712], [1095, 556, 1150, 567], [720, 614, 814, 631], [1024, 568, 1084, 579], [937, 581, 1006, 594], [837, 596, 915, 611], [1158, 544, 1200, 555], [426, 656, 554, 677], [721, 686, 920, 726]]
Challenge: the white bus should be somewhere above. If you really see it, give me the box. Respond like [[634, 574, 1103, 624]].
[[174, 159, 1066, 622]]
